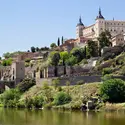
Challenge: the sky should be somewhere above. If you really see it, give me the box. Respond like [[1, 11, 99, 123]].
[[0, 0, 125, 56]]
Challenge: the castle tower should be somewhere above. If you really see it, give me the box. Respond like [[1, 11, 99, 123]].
[[76, 16, 85, 38], [11, 61, 25, 85], [95, 8, 105, 37]]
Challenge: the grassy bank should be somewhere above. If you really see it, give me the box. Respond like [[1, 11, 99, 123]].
[[19, 83, 100, 110]]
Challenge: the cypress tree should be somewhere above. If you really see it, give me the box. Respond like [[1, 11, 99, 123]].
[[61, 36, 64, 45], [57, 37, 60, 46]]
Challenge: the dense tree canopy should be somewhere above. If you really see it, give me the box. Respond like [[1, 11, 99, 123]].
[[98, 30, 112, 49], [87, 40, 98, 57], [100, 79, 125, 103], [70, 47, 86, 63], [31, 46, 36, 53], [50, 43, 57, 49], [49, 51, 60, 66]]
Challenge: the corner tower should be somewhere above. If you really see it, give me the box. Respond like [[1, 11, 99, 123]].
[[95, 8, 105, 37], [76, 16, 85, 38]]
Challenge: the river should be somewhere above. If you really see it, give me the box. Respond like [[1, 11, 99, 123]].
[[0, 108, 125, 125]]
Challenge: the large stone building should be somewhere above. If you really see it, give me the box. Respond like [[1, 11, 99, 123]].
[[76, 8, 125, 46]]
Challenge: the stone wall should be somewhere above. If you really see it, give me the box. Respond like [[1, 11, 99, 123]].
[[47, 66, 55, 78], [57, 66, 65, 76]]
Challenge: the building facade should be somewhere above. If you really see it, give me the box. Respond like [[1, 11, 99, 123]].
[[76, 8, 125, 46]]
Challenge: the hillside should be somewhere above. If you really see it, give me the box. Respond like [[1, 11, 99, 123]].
[[20, 83, 100, 110]]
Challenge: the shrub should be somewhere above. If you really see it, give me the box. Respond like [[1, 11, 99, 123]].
[[17, 78, 36, 92], [52, 79, 60, 90], [77, 80, 84, 85], [24, 98, 33, 108], [121, 66, 125, 75], [57, 86, 62, 92], [101, 74, 113, 82], [33, 95, 44, 108], [25, 58, 31, 63], [53, 92, 72, 105], [100, 79, 125, 103], [17, 101, 25, 108], [1, 89, 20, 107], [102, 68, 112, 76]]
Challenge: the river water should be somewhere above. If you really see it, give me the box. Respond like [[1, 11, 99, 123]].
[[0, 108, 125, 125]]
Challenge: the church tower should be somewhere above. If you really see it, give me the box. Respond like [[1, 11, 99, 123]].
[[76, 16, 85, 38]]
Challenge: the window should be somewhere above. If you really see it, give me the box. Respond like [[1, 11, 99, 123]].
[[111, 29, 112, 31], [13, 76, 14, 80]]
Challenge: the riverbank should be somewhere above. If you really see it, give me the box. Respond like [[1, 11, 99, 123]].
[[19, 83, 100, 110], [1, 82, 125, 112]]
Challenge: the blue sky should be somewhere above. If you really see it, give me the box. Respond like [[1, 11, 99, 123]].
[[0, 0, 125, 56]]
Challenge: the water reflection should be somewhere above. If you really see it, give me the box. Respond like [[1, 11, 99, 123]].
[[0, 108, 125, 125]]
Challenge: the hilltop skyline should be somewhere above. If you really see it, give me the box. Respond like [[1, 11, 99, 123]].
[[0, 0, 125, 56]]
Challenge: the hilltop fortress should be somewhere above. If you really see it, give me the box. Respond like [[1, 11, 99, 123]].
[[76, 8, 125, 46], [60, 8, 125, 51]]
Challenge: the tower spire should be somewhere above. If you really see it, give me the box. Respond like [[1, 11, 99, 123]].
[[76, 16, 84, 26], [96, 7, 105, 20]]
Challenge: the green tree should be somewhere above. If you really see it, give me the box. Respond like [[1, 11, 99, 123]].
[[100, 79, 125, 103], [31, 46, 36, 53], [60, 51, 69, 65], [97, 30, 112, 56], [3, 52, 10, 59], [65, 55, 77, 66], [50, 43, 57, 49], [70, 48, 86, 63], [49, 51, 60, 66], [61, 36, 64, 45], [36, 47, 40, 52], [2, 58, 13, 66], [87, 40, 98, 57], [57, 37, 60, 46]]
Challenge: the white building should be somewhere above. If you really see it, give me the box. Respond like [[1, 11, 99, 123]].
[[76, 8, 125, 46]]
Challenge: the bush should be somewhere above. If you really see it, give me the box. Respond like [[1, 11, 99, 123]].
[[24, 98, 33, 108], [1, 89, 20, 107], [53, 92, 72, 106], [102, 68, 112, 76], [17, 78, 36, 92], [33, 95, 44, 108], [101, 74, 112, 82], [121, 66, 125, 75], [17, 101, 25, 108], [100, 79, 125, 103], [25, 58, 31, 63], [52, 79, 60, 90], [77, 80, 84, 85]]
